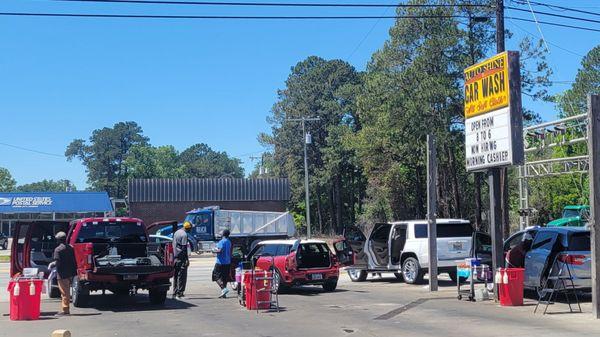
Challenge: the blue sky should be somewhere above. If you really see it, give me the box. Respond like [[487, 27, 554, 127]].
[[0, 0, 598, 189]]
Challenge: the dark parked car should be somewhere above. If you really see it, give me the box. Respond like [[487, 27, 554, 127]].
[[504, 227, 591, 295], [0, 232, 8, 250]]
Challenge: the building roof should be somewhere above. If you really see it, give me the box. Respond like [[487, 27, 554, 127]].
[[0, 192, 113, 213], [128, 178, 290, 203]]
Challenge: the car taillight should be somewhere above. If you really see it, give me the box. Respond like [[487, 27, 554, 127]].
[[558, 254, 586, 265], [84, 243, 93, 269]]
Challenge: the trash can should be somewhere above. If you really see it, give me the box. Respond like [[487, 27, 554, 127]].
[[498, 268, 525, 306], [243, 271, 272, 310], [7, 278, 44, 320]]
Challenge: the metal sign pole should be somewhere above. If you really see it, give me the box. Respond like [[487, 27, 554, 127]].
[[588, 94, 600, 319], [427, 134, 438, 292]]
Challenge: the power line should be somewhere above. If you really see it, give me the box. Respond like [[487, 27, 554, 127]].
[[0, 142, 64, 157], [513, 0, 600, 18], [507, 18, 585, 58], [51, 0, 491, 8], [346, 1, 393, 60], [0, 12, 486, 20], [507, 6, 600, 25], [508, 16, 600, 33]]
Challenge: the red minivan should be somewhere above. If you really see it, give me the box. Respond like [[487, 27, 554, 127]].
[[248, 239, 353, 293], [11, 218, 174, 307]]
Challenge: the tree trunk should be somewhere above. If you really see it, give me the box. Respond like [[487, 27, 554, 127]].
[[448, 147, 461, 218], [335, 174, 343, 235], [329, 185, 336, 236], [415, 165, 425, 218], [316, 184, 324, 235]]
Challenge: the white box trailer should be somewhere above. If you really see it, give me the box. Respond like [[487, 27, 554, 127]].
[[213, 210, 296, 238]]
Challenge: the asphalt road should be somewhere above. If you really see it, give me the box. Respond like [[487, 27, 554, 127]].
[[1, 257, 600, 337]]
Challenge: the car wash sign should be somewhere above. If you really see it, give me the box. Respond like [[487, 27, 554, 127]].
[[464, 51, 524, 172]]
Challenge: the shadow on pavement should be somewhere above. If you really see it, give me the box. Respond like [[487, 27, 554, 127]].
[[282, 287, 349, 297], [81, 294, 197, 312]]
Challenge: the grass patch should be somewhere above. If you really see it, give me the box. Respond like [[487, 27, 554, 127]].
[[0, 255, 10, 263]]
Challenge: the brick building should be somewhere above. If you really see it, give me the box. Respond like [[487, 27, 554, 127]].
[[127, 178, 291, 225]]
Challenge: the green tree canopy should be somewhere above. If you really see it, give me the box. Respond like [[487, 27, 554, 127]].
[[556, 45, 600, 117], [178, 143, 243, 178], [260, 56, 364, 234], [65, 121, 149, 197], [17, 179, 76, 192], [0, 167, 16, 192]]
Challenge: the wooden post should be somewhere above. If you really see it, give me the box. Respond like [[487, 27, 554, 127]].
[[588, 94, 600, 319], [427, 134, 438, 292]]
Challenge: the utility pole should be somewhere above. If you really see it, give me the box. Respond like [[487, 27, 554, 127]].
[[489, 0, 506, 301], [427, 135, 438, 292], [287, 116, 320, 239], [588, 94, 600, 319]]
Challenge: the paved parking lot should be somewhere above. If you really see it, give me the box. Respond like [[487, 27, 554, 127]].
[[1, 257, 600, 337]]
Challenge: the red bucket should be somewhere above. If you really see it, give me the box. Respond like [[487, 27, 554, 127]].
[[498, 268, 525, 306], [7, 279, 44, 320], [243, 271, 272, 310]]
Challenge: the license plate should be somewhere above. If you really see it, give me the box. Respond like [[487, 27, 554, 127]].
[[311, 274, 323, 280], [123, 274, 138, 280], [451, 242, 464, 251]]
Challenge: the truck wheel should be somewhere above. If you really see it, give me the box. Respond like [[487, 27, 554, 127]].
[[347, 269, 367, 282], [49, 278, 61, 299], [149, 288, 167, 305], [72, 277, 90, 308], [322, 280, 338, 292], [402, 257, 424, 285]]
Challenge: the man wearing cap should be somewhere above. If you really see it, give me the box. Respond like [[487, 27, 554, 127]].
[[52, 231, 77, 316], [505, 233, 534, 268], [172, 221, 192, 299]]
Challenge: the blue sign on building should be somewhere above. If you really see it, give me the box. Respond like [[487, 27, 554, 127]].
[[0, 192, 114, 235]]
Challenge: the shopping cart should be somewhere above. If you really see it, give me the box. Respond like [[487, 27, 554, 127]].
[[456, 259, 492, 302]]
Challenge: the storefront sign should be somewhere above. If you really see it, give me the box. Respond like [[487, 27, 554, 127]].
[[464, 51, 524, 171], [0, 196, 53, 208]]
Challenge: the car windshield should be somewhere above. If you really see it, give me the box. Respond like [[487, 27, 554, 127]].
[[568, 232, 590, 251], [563, 209, 580, 218], [77, 221, 147, 243]]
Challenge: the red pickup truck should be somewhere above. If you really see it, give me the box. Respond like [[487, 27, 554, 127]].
[[248, 239, 352, 293], [11, 218, 174, 307]]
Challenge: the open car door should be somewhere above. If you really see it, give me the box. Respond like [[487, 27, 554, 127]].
[[10, 222, 32, 277], [471, 231, 492, 267], [333, 238, 354, 267], [342, 226, 368, 269], [10, 221, 70, 278], [146, 220, 178, 266]]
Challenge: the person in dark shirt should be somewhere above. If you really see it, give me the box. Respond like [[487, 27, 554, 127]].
[[172, 221, 192, 299], [52, 231, 78, 316], [506, 233, 533, 268]]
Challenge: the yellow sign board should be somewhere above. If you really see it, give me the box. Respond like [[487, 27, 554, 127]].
[[464, 52, 510, 118]]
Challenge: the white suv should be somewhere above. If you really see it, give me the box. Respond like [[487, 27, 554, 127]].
[[338, 219, 483, 284]]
